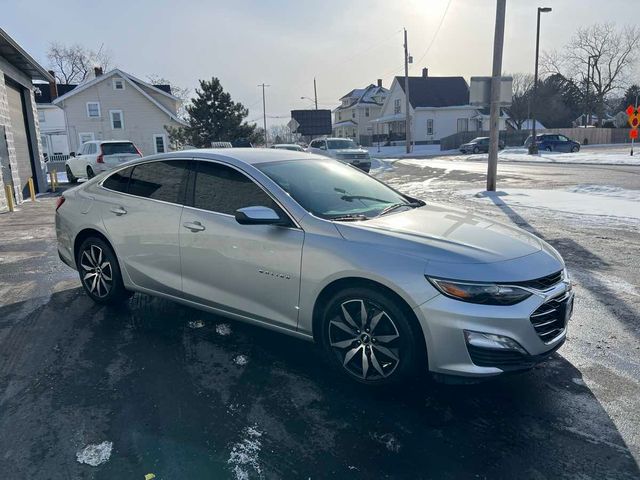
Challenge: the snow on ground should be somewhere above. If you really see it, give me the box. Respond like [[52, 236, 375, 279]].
[[462, 186, 640, 222], [366, 144, 457, 159], [76, 441, 113, 466], [450, 146, 640, 166]]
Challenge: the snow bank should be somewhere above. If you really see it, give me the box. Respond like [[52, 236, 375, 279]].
[[453, 146, 640, 166], [367, 144, 457, 159]]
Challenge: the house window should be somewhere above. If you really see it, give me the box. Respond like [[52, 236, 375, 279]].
[[38, 110, 45, 122], [352, 110, 356, 119], [86, 102, 101, 118], [338, 112, 342, 121], [476, 119, 483, 131], [153, 134, 167, 154], [113, 78, 125, 90], [427, 119, 434, 136], [394, 99, 401, 114], [365, 107, 370, 117], [79, 132, 95, 144], [457, 118, 469, 133], [110, 110, 124, 129]]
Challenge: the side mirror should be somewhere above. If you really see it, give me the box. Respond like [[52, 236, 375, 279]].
[[235, 206, 287, 226]]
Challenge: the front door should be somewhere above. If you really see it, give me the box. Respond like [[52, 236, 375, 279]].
[[100, 160, 190, 297], [179, 160, 304, 329]]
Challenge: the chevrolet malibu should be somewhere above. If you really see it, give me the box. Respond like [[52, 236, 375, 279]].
[[55, 149, 573, 385]]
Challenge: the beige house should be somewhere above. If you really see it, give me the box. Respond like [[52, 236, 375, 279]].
[[53, 68, 186, 156], [332, 80, 389, 146]]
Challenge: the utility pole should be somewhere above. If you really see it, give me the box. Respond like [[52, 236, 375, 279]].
[[529, 7, 552, 155], [258, 83, 270, 147], [403, 28, 412, 154], [313, 77, 318, 110], [486, 0, 506, 191]]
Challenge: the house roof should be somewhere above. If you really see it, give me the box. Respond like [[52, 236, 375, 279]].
[[34, 84, 77, 104], [336, 84, 389, 110], [0, 28, 54, 82], [53, 68, 186, 125], [394, 76, 469, 108]]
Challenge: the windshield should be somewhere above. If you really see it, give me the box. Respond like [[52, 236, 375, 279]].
[[327, 139, 357, 150], [257, 159, 418, 220], [101, 142, 138, 155]]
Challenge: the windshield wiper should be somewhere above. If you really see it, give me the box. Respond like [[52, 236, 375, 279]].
[[328, 213, 370, 222], [377, 201, 422, 217]]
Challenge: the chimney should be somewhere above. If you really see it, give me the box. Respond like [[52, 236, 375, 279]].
[[377, 79, 383, 88], [47, 70, 58, 101], [422, 68, 429, 78], [94, 66, 103, 77]]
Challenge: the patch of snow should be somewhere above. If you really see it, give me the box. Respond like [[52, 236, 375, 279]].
[[366, 144, 456, 159], [572, 377, 586, 386], [370, 432, 401, 453], [216, 323, 232, 336], [188, 319, 205, 329], [76, 441, 113, 466], [233, 355, 249, 366], [228, 425, 263, 480], [463, 187, 640, 222], [452, 146, 640, 166]]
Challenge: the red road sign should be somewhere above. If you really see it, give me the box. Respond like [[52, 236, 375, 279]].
[[627, 105, 640, 129], [630, 129, 638, 140]]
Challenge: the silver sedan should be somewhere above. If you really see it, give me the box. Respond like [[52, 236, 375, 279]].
[[55, 149, 573, 385]]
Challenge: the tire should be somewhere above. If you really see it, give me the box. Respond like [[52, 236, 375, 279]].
[[77, 237, 129, 304], [87, 166, 95, 179], [319, 287, 424, 386], [545, 146, 553, 152], [472, 146, 480, 154], [66, 165, 78, 184], [571, 145, 579, 153]]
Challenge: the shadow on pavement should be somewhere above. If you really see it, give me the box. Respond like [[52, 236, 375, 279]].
[[0, 288, 638, 479]]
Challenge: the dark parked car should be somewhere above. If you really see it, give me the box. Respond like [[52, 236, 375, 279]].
[[524, 134, 580, 153], [459, 137, 504, 154], [232, 138, 253, 148]]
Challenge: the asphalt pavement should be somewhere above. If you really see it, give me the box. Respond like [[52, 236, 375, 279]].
[[0, 162, 639, 479]]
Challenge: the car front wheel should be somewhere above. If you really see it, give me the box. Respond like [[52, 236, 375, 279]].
[[66, 165, 78, 184], [77, 237, 130, 304], [320, 287, 423, 385], [571, 145, 580, 152], [87, 166, 95, 179], [472, 146, 480, 154]]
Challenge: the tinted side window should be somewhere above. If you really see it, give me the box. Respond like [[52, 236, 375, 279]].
[[128, 160, 188, 203], [193, 162, 278, 215], [103, 167, 133, 193]]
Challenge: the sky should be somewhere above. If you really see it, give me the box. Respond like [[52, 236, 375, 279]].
[[3, 0, 638, 126]]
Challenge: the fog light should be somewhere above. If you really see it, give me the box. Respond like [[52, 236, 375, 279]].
[[464, 330, 528, 355]]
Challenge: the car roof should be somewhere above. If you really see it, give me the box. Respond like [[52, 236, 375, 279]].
[[135, 147, 324, 166]]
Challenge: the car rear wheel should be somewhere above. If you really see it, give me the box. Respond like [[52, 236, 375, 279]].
[[77, 237, 130, 304], [66, 165, 78, 184], [320, 287, 423, 385], [87, 166, 95, 179]]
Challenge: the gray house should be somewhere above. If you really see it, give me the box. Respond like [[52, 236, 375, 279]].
[[0, 28, 52, 210], [53, 68, 187, 156]]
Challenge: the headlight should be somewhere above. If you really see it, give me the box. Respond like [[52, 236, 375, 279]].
[[427, 277, 533, 305]]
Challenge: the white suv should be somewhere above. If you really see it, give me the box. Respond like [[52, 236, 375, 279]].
[[65, 140, 142, 182], [308, 138, 371, 173]]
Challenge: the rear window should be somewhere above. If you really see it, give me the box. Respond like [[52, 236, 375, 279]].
[[103, 167, 133, 193], [101, 142, 138, 156]]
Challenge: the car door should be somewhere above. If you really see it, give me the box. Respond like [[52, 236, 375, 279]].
[[69, 143, 87, 177], [179, 159, 304, 329], [100, 159, 190, 297], [557, 135, 570, 152]]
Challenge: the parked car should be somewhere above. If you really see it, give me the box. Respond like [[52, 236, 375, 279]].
[[524, 134, 580, 152], [308, 137, 371, 172], [232, 138, 253, 148], [270, 144, 305, 152], [459, 137, 505, 154], [56, 149, 573, 386], [65, 140, 142, 182], [211, 141, 233, 148]]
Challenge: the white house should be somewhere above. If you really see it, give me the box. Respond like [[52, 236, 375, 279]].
[[332, 80, 388, 145], [53, 68, 187, 156], [34, 82, 76, 157], [373, 68, 506, 145]]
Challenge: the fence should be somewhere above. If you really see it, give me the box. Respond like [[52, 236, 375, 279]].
[[44, 154, 70, 174], [439, 128, 634, 151]]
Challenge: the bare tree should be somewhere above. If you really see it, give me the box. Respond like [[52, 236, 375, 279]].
[[47, 42, 112, 84], [542, 23, 640, 125], [504, 73, 534, 130], [146, 75, 190, 119]]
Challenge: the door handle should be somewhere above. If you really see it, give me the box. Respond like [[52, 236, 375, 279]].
[[110, 206, 127, 216], [183, 221, 205, 232]]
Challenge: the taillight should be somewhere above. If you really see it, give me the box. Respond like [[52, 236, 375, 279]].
[[55, 196, 65, 211], [96, 153, 104, 163]]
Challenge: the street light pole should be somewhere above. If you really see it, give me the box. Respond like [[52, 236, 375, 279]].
[[258, 83, 270, 147], [486, 0, 506, 192], [586, 55, 597, 126], [529, 6, 552, 155], [313, 77, 318, 110], [403, 28, 412, 154]]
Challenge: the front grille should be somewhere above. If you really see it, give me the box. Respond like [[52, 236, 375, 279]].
[[513, 270, 563, 290], [341, 153, 368, 159], [530, 293, 573, 343]]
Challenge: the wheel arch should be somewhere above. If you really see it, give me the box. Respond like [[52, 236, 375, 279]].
[[73, 227, 114, 265], [311, 276, 428, 363]]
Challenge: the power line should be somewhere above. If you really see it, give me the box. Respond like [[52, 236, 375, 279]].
[[412, 0, 454, 69]]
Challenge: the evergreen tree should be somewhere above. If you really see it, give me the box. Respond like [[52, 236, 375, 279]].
[[166, 77, 256, 148], [617, 85, 640, 112]]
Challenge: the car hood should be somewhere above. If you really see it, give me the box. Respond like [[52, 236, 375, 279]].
[[335, 203, 563, 280]]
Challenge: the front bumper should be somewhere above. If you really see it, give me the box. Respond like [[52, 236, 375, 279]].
[[414, 281, 573, 378]]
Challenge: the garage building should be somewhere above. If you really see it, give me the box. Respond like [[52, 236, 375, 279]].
[[0, 28, 52, 211]]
